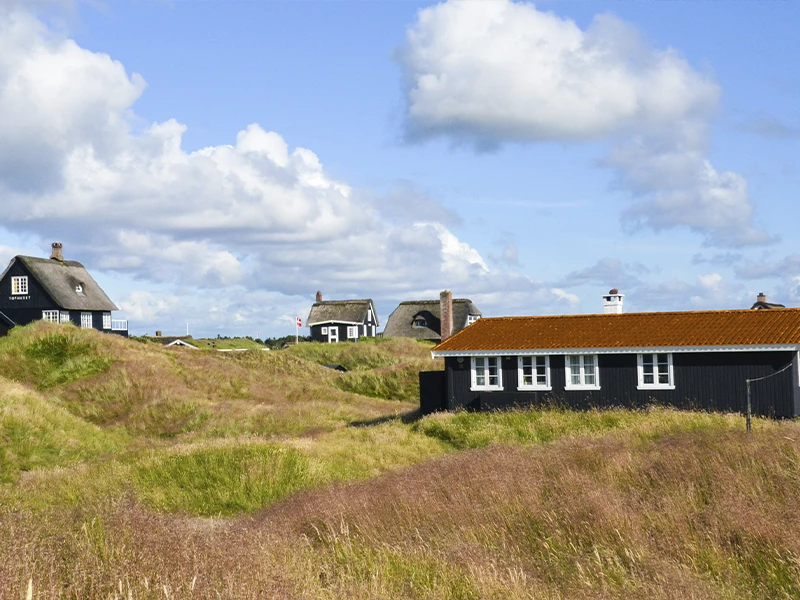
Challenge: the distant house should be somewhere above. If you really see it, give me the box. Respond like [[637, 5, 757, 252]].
[[146, 332, 198, 349], [420, 289, 800, 418], [751, 292, 785, 310], [307, 292, 378, 343], [0, 242, 127, 337], [383, 290, 481, 342]]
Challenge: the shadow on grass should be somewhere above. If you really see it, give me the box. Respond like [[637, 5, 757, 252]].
[[348, 408, 422, 428]]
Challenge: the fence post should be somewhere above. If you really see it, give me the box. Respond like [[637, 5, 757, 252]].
[[746, 379, 752, 433]]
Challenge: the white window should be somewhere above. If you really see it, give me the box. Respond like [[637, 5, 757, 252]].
[[11, 276, 28, 295], [467, 315, 480, 325], [637, 353, 674, 389], [102, 313, 111, 329], [75, 283, 84, 295], [471, 356, 503, 391], [321, 326, 328, 335], [565, 354, 600, 390], [518, 356, 551, 390], [347, 326, 358, 339], [80, 312, 92, 329], [413, 317, 427, 328], [60, 311, 70, 324], [42, 310, 59, 323]]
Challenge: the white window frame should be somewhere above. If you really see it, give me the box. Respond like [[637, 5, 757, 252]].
[[80, 312, 93, 329], [102, 312, 112, 330], [517, 356, 551, 391], [471, 356, 503, 391], [328, 327, 338, 343], [413, 317, 427, 328], [60, 311, 70, 324], [347, 325, 358, 339], [321, 326, 328, 335], [637, 353, 675, 389], [11, 276, 28, 295], [565, 354, 601, 390], [42, 310, 59, 323], [467, 315, 480, 325]]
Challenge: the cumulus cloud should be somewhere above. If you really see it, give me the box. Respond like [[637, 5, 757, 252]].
[[398, 0, 772, 248], [556, 257, 647, 289]]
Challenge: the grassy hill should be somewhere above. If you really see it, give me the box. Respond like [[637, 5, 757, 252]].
[[1, 322, 799, 598]]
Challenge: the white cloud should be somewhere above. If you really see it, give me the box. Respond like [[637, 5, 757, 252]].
[[399, 0, 772, 248]]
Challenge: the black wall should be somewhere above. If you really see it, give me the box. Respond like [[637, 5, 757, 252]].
[[309, 312, 378, 343], [442, 350, 799, 418]]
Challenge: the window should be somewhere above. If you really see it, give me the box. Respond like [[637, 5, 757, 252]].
[[11, 276, 28, 295], [102, 313, 112, 329], [471, 356, 503, 391], [565, 354, 600, 390], [75, 283, 84, 295], [413, 317, 427, 328], [321, 326, 328, 335], [42, 310, 59, 323], [467, 315, 480, 325], [60, 311, 70, 324], [80, 312, 92, 329], [518, 356, 551, 390], [347, 326, 358, 339], [637, 353, 674, 389]]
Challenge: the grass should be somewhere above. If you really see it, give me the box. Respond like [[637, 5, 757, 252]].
[[2, 322, 799, 598]]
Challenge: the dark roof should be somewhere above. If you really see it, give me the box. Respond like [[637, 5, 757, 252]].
[[384, 299, 482, 340], [307, 299, 377, 327], [432, 308, 800, 354], [144, 335, 197, 348], [9, 256, 118, 311], [751, 301, 785, 310]]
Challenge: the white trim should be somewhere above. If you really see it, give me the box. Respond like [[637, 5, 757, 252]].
[[321, 326, 328, 335], [80, 312, 92, 329], [102, 312, 112, 330], [347, 325, 358, 339], [309, 320, 361, 327], [564, 354, 601, 391], [11, 276, 28, 295], [328, 327, 339, 343], [42, 310, 59, 323], [60, 311, 70, 324], [517, 355, 551, 391], [470, 356, 503, 391], [637, 352, 675, 390], [433, 344, 800, 358]]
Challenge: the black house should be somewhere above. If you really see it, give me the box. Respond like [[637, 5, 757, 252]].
[[383, 290, 482, 342], [421, 302, 800, 418], [306, 292, 378, 343], [0, 242, 128, 337]]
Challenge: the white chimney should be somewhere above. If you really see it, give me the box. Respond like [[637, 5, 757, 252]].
[[603, 288, 624, 314]]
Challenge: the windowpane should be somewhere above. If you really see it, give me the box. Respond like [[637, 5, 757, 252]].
[[658, 372, 670, 384], [488, 358, 499, 386], [642, 354, 653, 367], [475, 357, 486, 386], [521, 357, 533, 385], [644, 373, 654, 384]]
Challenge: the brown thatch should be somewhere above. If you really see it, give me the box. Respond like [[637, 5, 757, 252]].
[[383, 299, 481, 341], [307, 299, 377, 326], [11, 256, 118, 311]]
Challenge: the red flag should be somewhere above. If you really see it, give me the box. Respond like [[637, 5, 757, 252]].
[[296, 316, 302, 327]]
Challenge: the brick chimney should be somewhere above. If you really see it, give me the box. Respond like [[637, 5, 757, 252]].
[[50, 242, 63, 261], [602, 288, 624, 314], [440, 290, 453, 341], [156, 330, 162, 337], [757, 292, 767, 303], [316, 291, 323, 303]]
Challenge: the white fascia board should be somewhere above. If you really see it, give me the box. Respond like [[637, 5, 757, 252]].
[[432, 344, 800, 358], [308, 320, 361, 327]]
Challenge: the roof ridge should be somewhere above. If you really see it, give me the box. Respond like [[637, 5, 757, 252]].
[[475, 307, 800, 321]]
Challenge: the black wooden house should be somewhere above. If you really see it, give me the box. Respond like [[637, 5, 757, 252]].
[[306, 292, 378, 343], [0, 243, 127, 337], [421, 307, 800, 418]]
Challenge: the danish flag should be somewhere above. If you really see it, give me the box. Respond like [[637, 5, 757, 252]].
[[296, 316, 302, 327]]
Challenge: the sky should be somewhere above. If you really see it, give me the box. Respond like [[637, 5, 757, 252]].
[[0, 0, 798, 338]]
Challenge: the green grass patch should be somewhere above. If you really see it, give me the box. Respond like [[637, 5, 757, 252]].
[[133, 444, 314, 516], [334, 365, 422, 401]]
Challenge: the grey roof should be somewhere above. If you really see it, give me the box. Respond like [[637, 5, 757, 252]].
[[383, 299, 481, 340], [307, 299, 377, 327], [13, 256, 118, 311], [751, 301, 786, 310]]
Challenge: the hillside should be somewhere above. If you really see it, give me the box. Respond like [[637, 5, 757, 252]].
[[1, 322, 799, 599]]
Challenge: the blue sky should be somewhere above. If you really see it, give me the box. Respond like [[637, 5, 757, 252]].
[[0, 0, 798, 337]]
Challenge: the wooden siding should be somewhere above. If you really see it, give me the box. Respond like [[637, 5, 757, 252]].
[[0, 260, 58, 312], [443, 350, 799, 418]]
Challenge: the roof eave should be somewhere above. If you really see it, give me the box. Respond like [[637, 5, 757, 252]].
[[432, 344, 800, 358]]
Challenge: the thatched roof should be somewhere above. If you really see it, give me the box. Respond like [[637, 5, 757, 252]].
[[11, 256, 118, 311], [383, 299, 481, 340], [307, 299, 377, 327]]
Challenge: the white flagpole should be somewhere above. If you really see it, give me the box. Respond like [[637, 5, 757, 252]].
[[295, 317, 299, 346]]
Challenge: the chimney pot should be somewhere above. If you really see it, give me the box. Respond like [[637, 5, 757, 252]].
[[50, 242, 63, 261], [440, 290, 453, 341], [316, 291, 323, 303]]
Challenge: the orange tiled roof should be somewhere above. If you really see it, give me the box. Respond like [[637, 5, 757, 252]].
[[432, 308, 800, 353]]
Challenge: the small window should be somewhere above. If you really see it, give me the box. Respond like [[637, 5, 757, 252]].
[[565, 354, 600, 390], [518, 356, 551, 390], [75, 283, 84, 295], [80, 312, 92, 329], [637, 353, 674, 389], [321, 326, 328, 335], [42, 310, 59, 323], [60, 311, 70, 324], [11, 276, 28, 295], [347, 326, 358, 339], [102, 313, 112, 329], [467, 315, 480, 325], [471, 356, 503, 391], [413, 317, 427, 328]]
